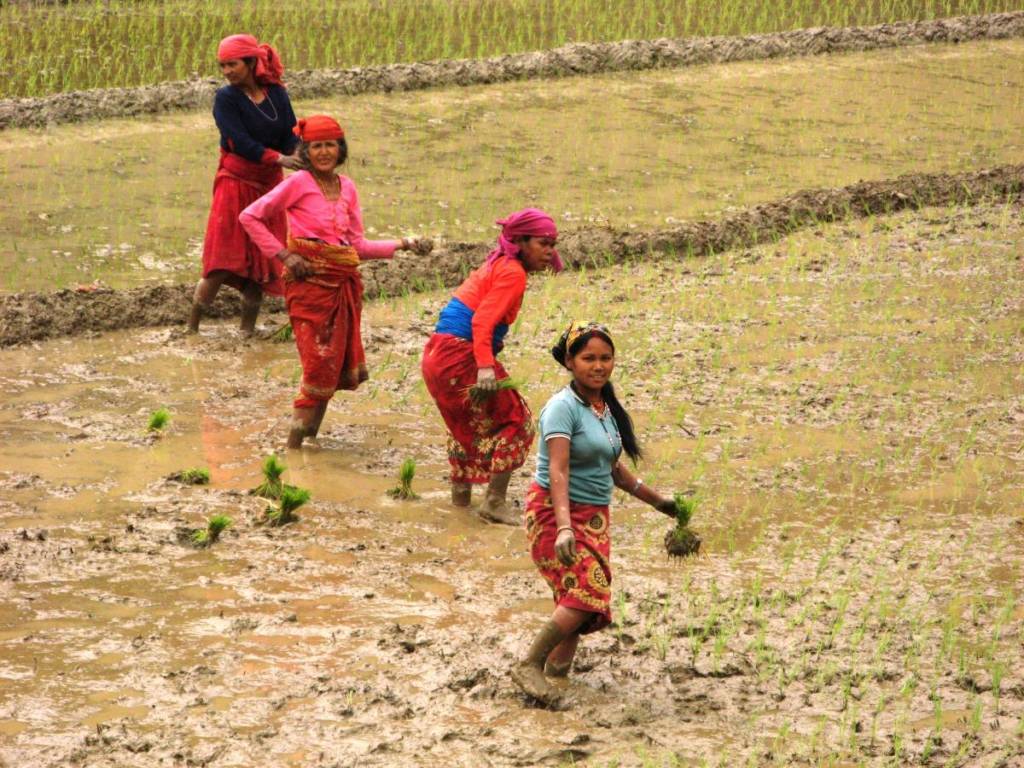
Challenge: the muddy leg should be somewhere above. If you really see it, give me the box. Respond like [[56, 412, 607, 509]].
[[478, 471, 517, 525], [451, 482, 472, 507], [545, 632, 580, 678], [287, 407, 317, 449], [307, 401, 329, 439], [188, 273, 228, 333], [511, 606, 587, 705], [239, 282, 263, 337]]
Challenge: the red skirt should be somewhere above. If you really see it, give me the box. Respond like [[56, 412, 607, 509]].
[[285, 238, 366, 409], [524, 482, 612, 634], [421, 333, 534, 484], [201, 151, 285, 296]]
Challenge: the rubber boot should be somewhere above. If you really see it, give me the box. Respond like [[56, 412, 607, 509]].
[[478, 471, 518, 525], [451, 482, 472, 507], [510, 620, 567, 706], [287, 407, 317, 449]]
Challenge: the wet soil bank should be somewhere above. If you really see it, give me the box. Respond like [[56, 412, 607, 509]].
[[3, 163, 1021, 348], [2, 12, 1023, 130]]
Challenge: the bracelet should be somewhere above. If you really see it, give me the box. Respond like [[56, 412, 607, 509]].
[[556, 525, 574, 535], [632, 478, 643, 493]]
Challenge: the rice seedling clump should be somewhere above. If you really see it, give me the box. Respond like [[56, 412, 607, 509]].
[[250, 454, 287, 499], [264, 485, 310, 527], [664, 493, 701, 557], [147, 408, 171, 432], [191, 514, 232, 548], [465, 377, 526, 403], [387, 458, 419, 500], [168, 468, 210, 485]]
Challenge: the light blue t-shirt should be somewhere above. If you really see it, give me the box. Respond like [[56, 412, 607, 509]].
[[534, 386, 623, 505]]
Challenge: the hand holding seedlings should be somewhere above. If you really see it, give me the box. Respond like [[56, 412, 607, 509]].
[[664, 493, 701, 558], [475, 366, 498, 393], [464, 376, 525, 403]]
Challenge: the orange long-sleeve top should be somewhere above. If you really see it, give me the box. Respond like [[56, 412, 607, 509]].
[[451, 257, 528, 368]]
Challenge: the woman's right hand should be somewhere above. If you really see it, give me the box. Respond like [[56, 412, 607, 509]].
[[555, 527, 577, 566], [280, 251, 311, 280], [278, 154, 305, 170], [475, 367, 497, 392]]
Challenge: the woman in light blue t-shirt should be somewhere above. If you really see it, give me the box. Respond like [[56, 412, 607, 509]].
[[510, 322, 680, 706]]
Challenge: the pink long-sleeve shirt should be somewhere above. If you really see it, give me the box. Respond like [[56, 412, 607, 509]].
[[239, 170, 400, 260]]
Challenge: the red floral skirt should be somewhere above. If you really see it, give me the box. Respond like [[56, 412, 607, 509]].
[[524, 482, 612, 634], [421, 333, 534, 484], [284, 239, 365, 409], [201, 151, 284, 295]]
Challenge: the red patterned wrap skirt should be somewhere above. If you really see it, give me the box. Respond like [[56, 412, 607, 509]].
[[284, 238, 366, 409], [201, 150, 285, 295], [524, 481, 612, 634], [421, 333, 534, 484]]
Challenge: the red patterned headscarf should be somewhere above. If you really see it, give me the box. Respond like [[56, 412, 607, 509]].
[[293, 115, 345, 142], [486, 207, 563, 272], [217, 34, 284, 86]]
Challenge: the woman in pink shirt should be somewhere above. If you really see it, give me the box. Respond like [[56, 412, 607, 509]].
[[421, 209, 563, 524], [240, 114, 431, 448]]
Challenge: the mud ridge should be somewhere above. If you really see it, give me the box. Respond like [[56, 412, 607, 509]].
[[2, 12, 1023, 130], [2, 163, 1021, 347]]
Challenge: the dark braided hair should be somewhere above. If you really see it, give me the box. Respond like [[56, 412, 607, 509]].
[[551, 322, 642, 463]]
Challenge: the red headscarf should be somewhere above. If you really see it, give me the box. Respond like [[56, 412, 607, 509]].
[[293, 115, 345, 142], [217, 34, 284, 86], [487, 207, 563, 272]]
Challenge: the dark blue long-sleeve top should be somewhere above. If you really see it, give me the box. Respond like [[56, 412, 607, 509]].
[[213, 84, 298, 164]]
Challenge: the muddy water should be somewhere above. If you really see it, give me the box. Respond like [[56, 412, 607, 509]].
[[1, 39, 1023, 293], [1, 203, 1021, 766]]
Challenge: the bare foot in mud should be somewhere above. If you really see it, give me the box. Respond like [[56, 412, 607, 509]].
[[451, 482, 471, 507], [477, 497, 520, 525], [510, 662, 563, 707], [544, 659, 572, 678]]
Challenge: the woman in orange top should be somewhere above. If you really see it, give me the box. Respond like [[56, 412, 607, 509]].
[[421, 209, 563, 524]]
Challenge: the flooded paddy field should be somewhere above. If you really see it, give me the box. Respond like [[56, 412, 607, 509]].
[[1, 38, 1023, 293], [1, 202, 1021, 767]]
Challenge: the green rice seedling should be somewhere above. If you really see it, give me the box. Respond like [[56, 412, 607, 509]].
[[169, 467, 210, 485], [191, 514, 232, 547], [464, 376, 526, 403], [387, 458, 419, 500], [147, 408, 170, 432], [265, 485, 310, 527], [250, 454, 287, 499], [270, 323, 293, 343], [664, 492, 701, 557]]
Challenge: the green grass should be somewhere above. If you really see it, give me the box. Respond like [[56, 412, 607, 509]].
[[264, 485, 310, 526], [0, 0, 1017, 98], [250, 454, 287, 499], [170, 467, 210, 485], [3, 39, 1022, 293]]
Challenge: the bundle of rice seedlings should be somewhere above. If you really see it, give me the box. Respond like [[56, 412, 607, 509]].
[[250, 454, 287, 499], [191, 514, 232, 547], [664, 493, 701, 558], [168, 468, 210, 485], [147, 408, 171, 432], [464, 376, 526, 403], [271, 323, 293, 343], [265, 485, 309, 527], [387, 458, 418, 500]]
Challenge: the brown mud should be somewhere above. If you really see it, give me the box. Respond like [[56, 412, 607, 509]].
[[2, 12, 1023, 130], [1, 202, 1022, 766], [3, 163, 1022, 348], [664, 527, 702, 558]]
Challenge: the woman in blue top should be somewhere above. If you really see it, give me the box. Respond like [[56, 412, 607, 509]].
[[511, 322, 680, 705], [187, 34, 302, 335]]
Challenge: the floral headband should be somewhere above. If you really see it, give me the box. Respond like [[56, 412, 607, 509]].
[[564, 321, 612, 351]]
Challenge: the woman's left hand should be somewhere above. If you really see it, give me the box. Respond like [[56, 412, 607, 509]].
[[654, 495, 677, 517]]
